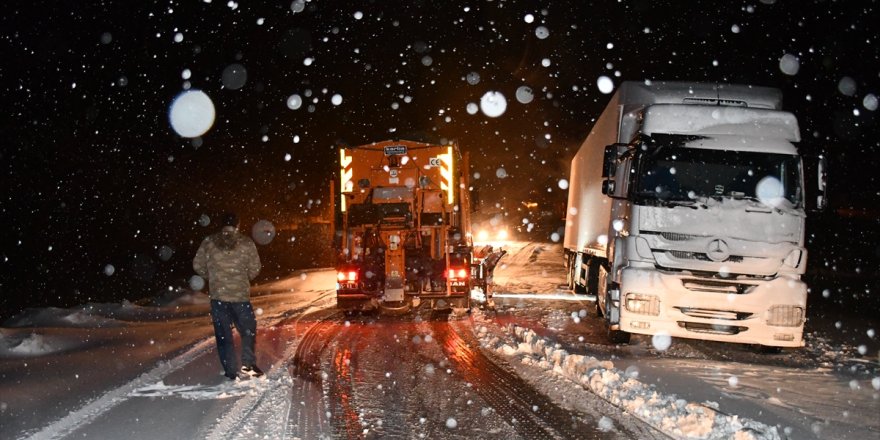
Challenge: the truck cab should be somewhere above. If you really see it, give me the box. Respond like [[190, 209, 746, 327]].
[[565, 82, 822, 348]]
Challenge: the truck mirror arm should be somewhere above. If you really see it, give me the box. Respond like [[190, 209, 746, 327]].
[[602, 179, 615, 196], [602, 143, 630, 178], [803, 153, 828, 212]]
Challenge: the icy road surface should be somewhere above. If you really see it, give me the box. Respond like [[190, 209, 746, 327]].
[[1, 242, 877, 439]]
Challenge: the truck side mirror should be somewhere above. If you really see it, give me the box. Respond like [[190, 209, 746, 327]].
[[603, 143, 630, 178], [602, 143, 631, 198], [804, 154, 828, 212], [816, 155, 827, 210], [602, 146, 614, 178]]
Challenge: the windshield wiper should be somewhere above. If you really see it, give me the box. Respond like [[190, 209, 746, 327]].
[[636, 191, 707, 209], [665, 199, 707, 209], [725, 193, 796, 212]]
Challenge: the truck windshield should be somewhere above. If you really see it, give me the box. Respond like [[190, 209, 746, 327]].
[[634, 139, 802, 208], [372, 186, 414, 203]]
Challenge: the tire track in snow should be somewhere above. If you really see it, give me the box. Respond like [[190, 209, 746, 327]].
[[326, 318, 368, 439], [204, 305, 342, 440], [322, 315, 423, 439], [437, 319, 615, 440], [286, 309, 345, 439]]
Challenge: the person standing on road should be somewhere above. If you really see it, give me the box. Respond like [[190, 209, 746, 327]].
[[193, 212, 264, 380]]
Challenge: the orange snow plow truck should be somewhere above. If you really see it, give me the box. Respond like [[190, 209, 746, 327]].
[[333, 140, 477, 313]]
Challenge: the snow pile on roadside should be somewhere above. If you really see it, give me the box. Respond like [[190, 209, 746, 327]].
[[3, 306, 125, 328], [0, 332, 59, 356], [475, 322, 781, 440]]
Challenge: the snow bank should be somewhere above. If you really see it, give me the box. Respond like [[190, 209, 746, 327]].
[[3, 292, 213, 329], [3, 306, 125, 328], [0, 331, 63, 356], [474, 322, 781, 440]]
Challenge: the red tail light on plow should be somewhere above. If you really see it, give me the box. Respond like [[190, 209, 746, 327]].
[[337, 270, 358, 282], [447, 268, 469, 280]]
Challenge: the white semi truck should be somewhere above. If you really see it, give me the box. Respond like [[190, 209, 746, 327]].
[[564, 81, 823, 347]]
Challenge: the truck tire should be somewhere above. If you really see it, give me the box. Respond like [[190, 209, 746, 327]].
[[756, 345, 782, 354], [586, 258, 600, 296], [607, 326, 631, 345], [594, 274, 605, 317]]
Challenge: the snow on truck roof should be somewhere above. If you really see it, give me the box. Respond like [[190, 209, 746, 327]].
[[611, 81, 801, 152], [618, 81, 784, 109], [642, 104, 801, 147]]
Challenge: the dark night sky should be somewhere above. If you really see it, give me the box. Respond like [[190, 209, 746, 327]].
[[2, 0, 878, 316]]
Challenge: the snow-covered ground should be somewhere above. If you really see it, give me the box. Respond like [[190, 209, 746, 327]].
[[1, 243, 877, 439], [0, 270, 338, 439], [485, 241, 880, 440]]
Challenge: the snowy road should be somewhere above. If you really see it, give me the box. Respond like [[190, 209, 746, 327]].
[[2, 242, 878, 439], [221, 305, 656, 439], [274, 309, 656, 439]]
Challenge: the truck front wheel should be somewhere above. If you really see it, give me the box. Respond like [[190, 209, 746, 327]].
[[586, 258, 600, 296], [607, 326, 631, 345], [565, 253, 576, 290]]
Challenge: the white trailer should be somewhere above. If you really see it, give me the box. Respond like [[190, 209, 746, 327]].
[[564, 81, 822, 347]]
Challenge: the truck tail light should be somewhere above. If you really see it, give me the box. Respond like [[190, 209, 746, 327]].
[[447, 268, 469, 280], [337, 270, 358, 282]]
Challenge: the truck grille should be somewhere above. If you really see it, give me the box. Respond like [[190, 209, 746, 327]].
[[677, 322, 748, 335], [659, 232, 699, 241], [682, 97, 748, 107], [667, 250, 744, 263], [681, 279, 756, 294], [675, 307, 753, 320]]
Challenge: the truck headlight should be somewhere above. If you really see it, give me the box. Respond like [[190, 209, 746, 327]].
[[767, 305, 804, 327], [625, 293, 660, 316]]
